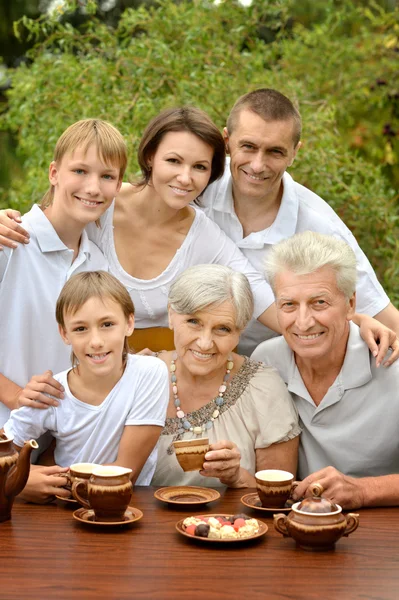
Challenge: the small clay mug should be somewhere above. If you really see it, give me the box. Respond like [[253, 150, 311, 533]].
[[72, 465, 133, 522], [255, 469, 296, 508], [173, 438, 209, 472], [68, 463, 101, 500]]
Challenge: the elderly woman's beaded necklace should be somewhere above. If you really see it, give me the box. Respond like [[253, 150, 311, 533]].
[[170, 352, 234, 436]]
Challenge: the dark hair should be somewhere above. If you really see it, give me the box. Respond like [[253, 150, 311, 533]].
[[137, 106, 225, 188], [226, 89, 302, 146]]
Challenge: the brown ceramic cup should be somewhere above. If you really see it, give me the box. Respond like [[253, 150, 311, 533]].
[[72, 465, 133, 522], [68, 462, 101, 499], [173, 438, 210, 472], [255, 469, 296, 508]]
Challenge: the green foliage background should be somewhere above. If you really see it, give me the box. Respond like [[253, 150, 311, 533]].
[[1, 0, 399, 301]]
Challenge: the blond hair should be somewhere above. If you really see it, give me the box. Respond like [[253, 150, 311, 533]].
[[41, 119, 128, 209], [264, 231, 357, 300], [56, 271, 134, 368]]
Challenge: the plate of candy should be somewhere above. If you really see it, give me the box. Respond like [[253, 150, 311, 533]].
[[176, 513, 268, 543]]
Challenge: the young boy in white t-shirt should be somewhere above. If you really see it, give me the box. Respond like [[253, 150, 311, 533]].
[[3, 271, 169, 490]]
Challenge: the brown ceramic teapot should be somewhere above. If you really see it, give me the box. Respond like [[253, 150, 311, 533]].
[[273, 483, 359, 551], [0, 433, 39, 522]]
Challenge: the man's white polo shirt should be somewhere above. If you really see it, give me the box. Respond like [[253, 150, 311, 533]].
[[0, 204, 108, 426], [202, 160, 389, 355], [252, 322, 399, 480]]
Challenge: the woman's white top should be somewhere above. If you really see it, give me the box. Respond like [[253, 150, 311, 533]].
[[86, 203, 275, 328]]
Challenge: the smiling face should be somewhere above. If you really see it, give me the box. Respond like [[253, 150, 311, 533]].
[[148, 131, 214, 210], [59, 296, 134, 378], [48, 143, 122, 226], [169, 300, 241, 378], [224, 109, 300, 204], [274, 267, 355, 366]]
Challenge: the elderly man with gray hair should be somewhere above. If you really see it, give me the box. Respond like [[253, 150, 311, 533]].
[[252, 231, 399, 509]]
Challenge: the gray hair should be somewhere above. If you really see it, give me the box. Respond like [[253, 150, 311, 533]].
[[264, 231, 357, 300], [168, 264, 254, 330]]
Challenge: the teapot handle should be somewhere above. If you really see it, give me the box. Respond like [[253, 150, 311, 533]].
[[273, 514, 289, 537], [71, 480, 90, 509], [344, 513, 360, 537]]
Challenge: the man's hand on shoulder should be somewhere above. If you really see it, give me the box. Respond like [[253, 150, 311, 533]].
[[14, 370, 65, 410]]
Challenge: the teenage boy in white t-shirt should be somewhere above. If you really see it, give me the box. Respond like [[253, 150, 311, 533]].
[[3, 271, 169, 490], [0, 119, 127, 500]]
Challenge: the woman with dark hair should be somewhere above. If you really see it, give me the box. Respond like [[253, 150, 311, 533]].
[[84, 105, 280, 337]]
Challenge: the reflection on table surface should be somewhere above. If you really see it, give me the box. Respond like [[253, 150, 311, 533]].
[[1, 486, 399, 600]]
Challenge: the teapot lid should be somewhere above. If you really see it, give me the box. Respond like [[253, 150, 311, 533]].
[[296, 482, 338, 513]]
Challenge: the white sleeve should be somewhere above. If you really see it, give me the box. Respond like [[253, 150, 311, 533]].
[[333, 229, 389, 316], [3, 406, 56, 447], [298, 197, 390, 316], [0, 247, 12, 283], [190, 214, 275, 317], [125, 358, 169, 427]]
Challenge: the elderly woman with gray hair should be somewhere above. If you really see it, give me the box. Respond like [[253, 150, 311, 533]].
[[152, 264, 300, 488]]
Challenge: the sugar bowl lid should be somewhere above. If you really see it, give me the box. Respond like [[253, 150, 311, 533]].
[[296, 483, 338, 513]]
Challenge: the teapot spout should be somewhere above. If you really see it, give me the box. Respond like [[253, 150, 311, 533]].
[[5, 439, 39, 499]]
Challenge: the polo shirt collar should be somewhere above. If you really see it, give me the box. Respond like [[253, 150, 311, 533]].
[[264, 171, 299, 244], [339, 321, 373, 389], [287, 321, 372, 406], [211, 160, 300, 245], [25, 204, 91, 258], [212, 158, 235, 216]]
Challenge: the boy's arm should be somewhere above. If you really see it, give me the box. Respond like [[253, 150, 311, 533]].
[[0, 371, 64, 411], [0, 374, 23, 410], [18, 465, 70, 504], [110, 425, 163, 484], [108, 358, 169, 483], [374, 302, 399, 337]]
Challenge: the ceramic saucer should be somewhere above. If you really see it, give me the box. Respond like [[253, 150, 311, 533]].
[[154, 486, 220, 505], [176, 514, 268, 544], [55, 493, 79, 506], [240, 492, 292, 513], [73, 506, 143, 527]]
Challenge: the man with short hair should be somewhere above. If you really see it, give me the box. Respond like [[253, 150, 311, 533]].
[[252, 231, 399, 509], [203, 88, 399, 355]]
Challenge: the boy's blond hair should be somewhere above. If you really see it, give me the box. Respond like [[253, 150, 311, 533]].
[[41, 119, 128, 209], [56, 271, 134, 368]]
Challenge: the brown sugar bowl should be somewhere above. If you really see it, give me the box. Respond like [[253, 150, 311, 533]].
[[173, 438, 209, 472], [273, 483, 359, 551]]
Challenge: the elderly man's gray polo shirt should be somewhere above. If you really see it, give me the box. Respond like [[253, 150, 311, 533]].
[[252, 322, 399, 480]]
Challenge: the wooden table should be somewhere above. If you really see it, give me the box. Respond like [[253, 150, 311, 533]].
[[1, 487, 398, 600]]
